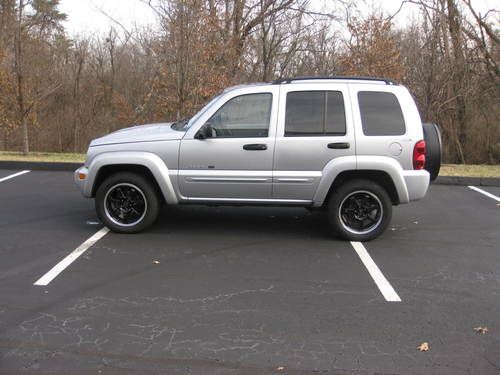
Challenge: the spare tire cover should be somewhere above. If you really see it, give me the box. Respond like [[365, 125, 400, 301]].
[[422, 123, 442, 182]]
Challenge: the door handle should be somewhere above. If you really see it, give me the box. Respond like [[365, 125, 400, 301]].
[[327, 142, 350, 149], [243, 144, 267, 151]]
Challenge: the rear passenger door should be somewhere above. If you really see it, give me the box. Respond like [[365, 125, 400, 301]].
[[272, 84, 355, 201]]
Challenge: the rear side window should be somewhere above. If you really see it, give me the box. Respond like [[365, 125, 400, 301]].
[[285, 91, 346, 136], [358, 91, 405, 136]]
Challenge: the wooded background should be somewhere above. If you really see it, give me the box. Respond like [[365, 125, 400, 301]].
[[0, 0, 498, 163]]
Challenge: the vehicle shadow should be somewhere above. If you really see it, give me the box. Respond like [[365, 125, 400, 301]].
[[151, 204, 338, 241]]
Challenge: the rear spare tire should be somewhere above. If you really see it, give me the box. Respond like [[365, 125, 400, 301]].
[[422, 123, 442, 182]]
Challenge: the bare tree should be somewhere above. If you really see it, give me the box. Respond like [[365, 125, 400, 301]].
[[12, 0, 65, 154], [0, 0, 497, 163]]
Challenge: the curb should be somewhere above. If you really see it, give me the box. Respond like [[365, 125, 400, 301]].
[[0, 161, 82, 171], [0, 161, 499, 186], [434, 176, 500, 187]]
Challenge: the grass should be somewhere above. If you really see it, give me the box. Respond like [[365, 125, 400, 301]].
[[0, 151, 498, 177], [0, 151, 85, 163], [439, 164, 500, 178]]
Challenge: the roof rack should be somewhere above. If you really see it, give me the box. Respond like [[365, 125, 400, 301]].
[[272, 76, 398, 85]]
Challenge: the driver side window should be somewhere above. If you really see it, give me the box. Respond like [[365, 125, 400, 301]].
[[206, 93, 272, 138]]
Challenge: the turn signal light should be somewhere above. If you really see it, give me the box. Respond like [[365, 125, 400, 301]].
[[78, 173, 87, 180], [413, 140, 426, 170]]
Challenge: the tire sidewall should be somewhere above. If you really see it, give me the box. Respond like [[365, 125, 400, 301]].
[[95, 172, 160, 233], [328, 180, 392, 241]]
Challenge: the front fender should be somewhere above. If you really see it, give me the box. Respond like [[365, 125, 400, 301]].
[[312, 155, 410, 206], [83, 151, 178, 204]]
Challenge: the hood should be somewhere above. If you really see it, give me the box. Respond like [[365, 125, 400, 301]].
[[90, 123, 184, 146]]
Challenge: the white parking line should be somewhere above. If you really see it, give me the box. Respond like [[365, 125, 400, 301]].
[[0, 170, 30, 183], [350, 241, 401, 302], [34, 227, 110, 286], [468, 186, 500, 202]]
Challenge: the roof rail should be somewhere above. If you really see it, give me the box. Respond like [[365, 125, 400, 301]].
[[272, 76, 398, 85]]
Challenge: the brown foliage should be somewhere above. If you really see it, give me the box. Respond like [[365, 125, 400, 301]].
[[340, 15, 404, 81], [0, 0, 498, 163]]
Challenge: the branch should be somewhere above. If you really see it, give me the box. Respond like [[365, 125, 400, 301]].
[[90, 0, 158, 56], [460, 0, 499, 45], [24, 83, 62, 115]]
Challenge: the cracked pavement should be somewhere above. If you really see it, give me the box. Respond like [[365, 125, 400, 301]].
[[0, 170, 499, 374]]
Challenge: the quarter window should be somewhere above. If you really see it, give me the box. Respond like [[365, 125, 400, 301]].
[[285, 91, 346, 136], [206, 93, 272, 138], [358, 91, 406, 136]]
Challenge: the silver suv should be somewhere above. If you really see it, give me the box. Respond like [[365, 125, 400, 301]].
[[75, 77, 441, 241]]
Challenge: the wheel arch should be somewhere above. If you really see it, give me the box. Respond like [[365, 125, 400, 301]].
[[323, 170, 400, 206], [92, 164, 163, 201], [85, 152, 178, 204], [313, 155, 410, 206]]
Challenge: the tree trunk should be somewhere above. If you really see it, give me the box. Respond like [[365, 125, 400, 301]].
[[446, 0, 467, 163], [21, 116, 29, 154], [14, 0, 29, 155]]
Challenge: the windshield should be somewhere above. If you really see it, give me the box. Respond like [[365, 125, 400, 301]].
[[171, 92, 224, 131]]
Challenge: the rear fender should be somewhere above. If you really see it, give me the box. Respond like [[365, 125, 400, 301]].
[[312, 156, 409, 206]]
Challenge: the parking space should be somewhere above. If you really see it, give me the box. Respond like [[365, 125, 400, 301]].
[[0, 170, 30, 182], [468, 185, 500, 202], [0, 169, 499, 375]]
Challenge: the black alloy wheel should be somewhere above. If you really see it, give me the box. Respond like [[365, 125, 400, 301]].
[[328, 179, 392, 241], [104, 183, 147, 226], [339, 190, 383, 235], [96, 172, 160, 233]]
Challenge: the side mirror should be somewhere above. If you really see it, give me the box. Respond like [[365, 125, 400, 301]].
[[195, 123, 213, 139]]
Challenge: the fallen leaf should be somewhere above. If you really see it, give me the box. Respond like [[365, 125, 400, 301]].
[[152, 260, 160, 265], [474, 326, 488, 334], [417, 342, 429, 352], [276, 366, 285, 371]]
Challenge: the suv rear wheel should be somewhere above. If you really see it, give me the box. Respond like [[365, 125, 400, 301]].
[[328, 179, 392, 241], [95, 172, 160, 233]]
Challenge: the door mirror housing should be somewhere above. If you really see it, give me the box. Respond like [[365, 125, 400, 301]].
[[195, 123, 213, 140]]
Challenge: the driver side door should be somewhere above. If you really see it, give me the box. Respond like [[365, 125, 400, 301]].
[[178, 87, 278, 201]]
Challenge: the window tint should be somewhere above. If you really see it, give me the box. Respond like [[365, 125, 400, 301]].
[[358, 91, 405, 136], [325, 92, 347, 135], [285, 91, 324, 135], [285, 91, 346, 136], [206, 93, 272, 138]]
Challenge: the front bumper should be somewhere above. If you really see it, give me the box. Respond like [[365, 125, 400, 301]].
[[74, 166, 91, 197], [403, 170, 430, 202]]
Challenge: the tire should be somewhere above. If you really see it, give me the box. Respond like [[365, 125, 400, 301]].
[[422, 123, 442, 182], [95, 172, 160, 233], [328, 179, 392, 241]]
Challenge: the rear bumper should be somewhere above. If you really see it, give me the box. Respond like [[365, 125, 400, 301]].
[[74, 166, 91, 197], [403, 170, 430, 202]]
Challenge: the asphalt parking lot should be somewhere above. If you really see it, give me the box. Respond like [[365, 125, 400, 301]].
[[0, 169, 499, 375]]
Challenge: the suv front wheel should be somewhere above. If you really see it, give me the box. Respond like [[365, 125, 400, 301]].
[[328, 179, 392, 241], [95, 172, 160, 233]]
